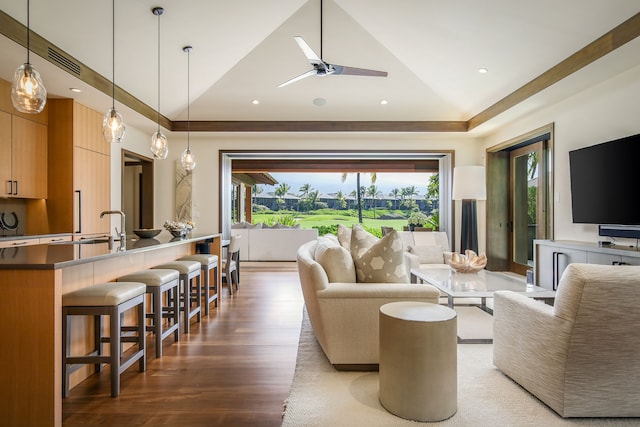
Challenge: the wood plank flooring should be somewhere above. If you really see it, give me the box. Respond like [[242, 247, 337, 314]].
[[62, 263, 303, 427]]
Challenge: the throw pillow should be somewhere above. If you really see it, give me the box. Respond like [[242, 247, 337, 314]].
[[350, 223, 379, 259], [408, 245, 446, 264], [352, 230, 409, 283], [314, 237, 356, 283], [337, 224, 352, 249]]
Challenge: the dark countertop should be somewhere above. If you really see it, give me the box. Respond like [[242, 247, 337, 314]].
[[0, 232, 219, 270]]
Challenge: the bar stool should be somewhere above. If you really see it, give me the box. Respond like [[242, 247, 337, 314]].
[[222, 235, 241, 295], [179, 254, 218, 314], [152, 260, 201, 334], [117, 269, 180, 358], [62, 282, 146, 398]]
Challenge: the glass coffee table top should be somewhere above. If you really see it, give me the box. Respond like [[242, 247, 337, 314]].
[[410, 267, 555, 312]]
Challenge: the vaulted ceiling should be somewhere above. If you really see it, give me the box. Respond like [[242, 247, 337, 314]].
[[1, 1, 639, 136]]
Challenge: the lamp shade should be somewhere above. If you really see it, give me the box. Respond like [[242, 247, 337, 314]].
[[452, 166, 486, 200]]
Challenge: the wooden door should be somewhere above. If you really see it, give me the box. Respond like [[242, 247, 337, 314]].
[[0, 111, 11, 195], [11, 116, 47, 198], [74, 147, 110, 236]]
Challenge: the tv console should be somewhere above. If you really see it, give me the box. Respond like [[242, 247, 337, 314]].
[[533, 239, 640, 291]]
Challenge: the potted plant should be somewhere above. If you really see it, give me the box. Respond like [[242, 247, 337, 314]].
[[407, 211, 429, 231]]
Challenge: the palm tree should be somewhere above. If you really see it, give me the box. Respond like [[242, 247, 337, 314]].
[[308, 190, 320, 210], [341, 172, 376, 223], [389, 188, 401, 209], [274, 183, 290, 211], [367, 185, 382, 218], [335, 190, 347, 210], [298, 183, 312, 199]]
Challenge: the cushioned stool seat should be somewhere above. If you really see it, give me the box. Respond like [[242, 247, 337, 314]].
[[152, 260, 201, 334], [179, 254, 218, 314], [62, 282, 146, 398], [117, 269, 180, 358]]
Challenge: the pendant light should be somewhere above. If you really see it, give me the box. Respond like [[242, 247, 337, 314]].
[[181, 45, 196, 171], [150, 7, 168, 160], [102, 0, 125, 143], [11, 0, 47, 114]]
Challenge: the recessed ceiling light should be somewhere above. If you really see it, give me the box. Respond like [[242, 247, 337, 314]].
[[380, 99, 388, 105], [252, 99, 259, 105], [313, 97, 327, 107], [478, 68, 488, 74], [69, 88, 82, 93]]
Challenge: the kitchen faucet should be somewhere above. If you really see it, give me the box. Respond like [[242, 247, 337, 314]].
[[100, 210, 126, 249]]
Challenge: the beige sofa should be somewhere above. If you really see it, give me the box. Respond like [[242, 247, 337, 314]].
[[493, 263, 640, 417], [296, 235, 441, 369]]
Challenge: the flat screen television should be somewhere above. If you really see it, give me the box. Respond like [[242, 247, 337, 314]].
[[569, 133, 640, 225]]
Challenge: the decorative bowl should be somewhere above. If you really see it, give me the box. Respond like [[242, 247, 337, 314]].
[[133, 228, 162, 239], [447, 250, 487, 273], [169, 229, 187, 238]]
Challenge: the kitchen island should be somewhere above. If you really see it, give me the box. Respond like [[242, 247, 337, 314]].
[[0, 232, 221, 427]]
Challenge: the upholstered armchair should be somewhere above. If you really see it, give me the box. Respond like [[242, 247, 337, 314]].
[[493, 263, 640, 418]]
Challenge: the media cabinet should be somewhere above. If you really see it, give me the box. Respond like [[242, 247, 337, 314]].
[[534, 239, 640, 290]]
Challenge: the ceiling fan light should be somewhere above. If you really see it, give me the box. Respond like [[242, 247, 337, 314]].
[[11, 63, 47, 114], [150, 130, 168, 159], [102, 107, 125, 143], [181, 147, 196, 171]]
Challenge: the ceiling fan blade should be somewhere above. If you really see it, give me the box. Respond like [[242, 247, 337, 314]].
[[294, 36, 323, 65], [278, 69, 317, 88], [332, 65, 388, 77]]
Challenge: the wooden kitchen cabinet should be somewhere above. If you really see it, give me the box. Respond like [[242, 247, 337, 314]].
[[47, 99, 110, 237], [0, 111, 48, 198]]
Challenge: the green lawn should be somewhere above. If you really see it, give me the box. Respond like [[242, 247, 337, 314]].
[[252, 212, 408, 232]]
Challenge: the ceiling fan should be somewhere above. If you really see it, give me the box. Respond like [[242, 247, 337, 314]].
[[278, 0, 388, 88]]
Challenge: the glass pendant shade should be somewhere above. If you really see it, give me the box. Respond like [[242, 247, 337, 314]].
[[181, 147, 196, 171], [102, 108, 125, 143], [150, 130, 168, 159], [11, 63, 47, 114]]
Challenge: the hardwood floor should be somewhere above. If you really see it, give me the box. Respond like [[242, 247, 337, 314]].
[[62, 263, 304, 427]]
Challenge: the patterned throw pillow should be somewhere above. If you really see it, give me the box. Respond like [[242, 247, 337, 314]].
[[349, 223, 379, 259], [351, 226, 409, 283]]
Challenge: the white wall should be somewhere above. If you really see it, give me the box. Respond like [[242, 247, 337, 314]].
[[481, 63, 640, 246]]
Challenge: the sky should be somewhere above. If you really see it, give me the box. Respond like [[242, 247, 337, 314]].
[[259, 172, 434, 197]]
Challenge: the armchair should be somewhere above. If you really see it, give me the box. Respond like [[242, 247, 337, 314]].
[[493, 263, 640, 417]]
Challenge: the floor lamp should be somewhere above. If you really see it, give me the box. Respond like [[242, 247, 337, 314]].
[[452, 166, 486, 253]]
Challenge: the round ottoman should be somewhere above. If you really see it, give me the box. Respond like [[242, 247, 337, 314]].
[[379, 301, 457, 422]]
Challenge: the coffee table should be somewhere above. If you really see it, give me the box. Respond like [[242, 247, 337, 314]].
[[410, 267, 555, 314]]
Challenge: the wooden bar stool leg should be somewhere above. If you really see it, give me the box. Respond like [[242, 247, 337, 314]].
[[62, 307, 70, 398], [109, 306, 120, 398], [94, 314, 102, 373], [153, 287, 163, 358], [137, 299, 146, 372], [180, 275, 190, 335]]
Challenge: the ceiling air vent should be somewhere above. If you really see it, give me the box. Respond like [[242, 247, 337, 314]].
[[48, 47, 81, 75]]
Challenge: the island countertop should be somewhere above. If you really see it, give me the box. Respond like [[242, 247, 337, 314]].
[[0, 232, 219, 270], [0, 231, 222, 427]]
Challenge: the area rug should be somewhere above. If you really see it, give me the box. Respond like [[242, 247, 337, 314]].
[[281, 308, 636, 427]]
